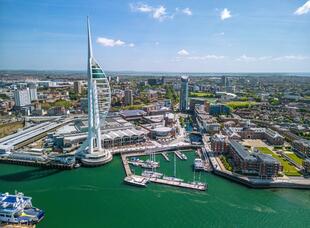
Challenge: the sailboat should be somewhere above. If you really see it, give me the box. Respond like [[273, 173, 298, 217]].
[[142, 152, 163, 178], [163, 153, 184, 182]]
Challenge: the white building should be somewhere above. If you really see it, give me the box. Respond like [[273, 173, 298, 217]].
[[14, 89, 31, 107]]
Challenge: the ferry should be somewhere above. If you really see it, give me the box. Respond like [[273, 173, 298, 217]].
[[0, 192, 44, 225], [194, 158, 204, 170], [141, 170, 163, 178], [124, 175, 148, 187], [163, 176, 184, 182]]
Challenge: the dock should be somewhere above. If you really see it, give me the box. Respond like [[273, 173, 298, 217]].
[[121, 153, 133, 176], [161, 152, 170, 161], [150, 178, 207, 191]]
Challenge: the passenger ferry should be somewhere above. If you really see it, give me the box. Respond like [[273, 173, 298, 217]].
[[0, 192, 44, 225]]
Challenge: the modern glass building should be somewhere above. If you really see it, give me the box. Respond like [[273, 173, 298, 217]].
[[179, 76, 189, 112]]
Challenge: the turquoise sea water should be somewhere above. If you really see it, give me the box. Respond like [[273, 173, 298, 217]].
[[0, 152, 309, 228]]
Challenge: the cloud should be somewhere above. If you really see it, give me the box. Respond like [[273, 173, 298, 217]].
[[294, 1, 310, 15], [236, 54, 308, 62], [273, 55, 309, 61], [214, 32, 225, 36], [130, 3, 192, 21], [220, 8, 232, 20], [96, 37, 134, 47], [182, 8, 192, 16], [177, 49, 189, 56], [130, 3, 167, 21], [188, 55, 225, 60]]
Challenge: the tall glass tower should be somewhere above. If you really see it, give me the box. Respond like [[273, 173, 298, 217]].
[[179, 76, 189, 112], [79, 18, 112, 166]]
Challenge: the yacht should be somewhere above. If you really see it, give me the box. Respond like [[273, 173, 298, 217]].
[[0, 192, 44, 225], [141, 170, 163, 178], [141, 160, 160, 169], [194, 158, 204, 170], [163, 176, 184, 182], [124, 175, 148, 187]]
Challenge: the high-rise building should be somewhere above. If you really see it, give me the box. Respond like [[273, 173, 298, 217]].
[[14, 89, 31, 107], [74, 81, 82, 94], [179, 76, 189, 112], [28, 84, 38, 101], [124, 89, 133, 106], [78, 18, 112, 166]]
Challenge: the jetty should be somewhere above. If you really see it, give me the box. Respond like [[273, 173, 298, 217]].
[[161, 152, 170, 161], [150, 178, 207, 191]]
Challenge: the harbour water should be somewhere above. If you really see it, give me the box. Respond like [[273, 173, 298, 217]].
[[0, 152, 310, 228]]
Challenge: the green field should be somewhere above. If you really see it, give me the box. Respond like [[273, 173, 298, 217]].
[[257, 147, 301, 176], [286, 153, 304, 166], [189, 92, 215, 98], [225, 101, 256, 109]]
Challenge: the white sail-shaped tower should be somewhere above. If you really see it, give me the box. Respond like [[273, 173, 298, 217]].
[[80, 17, 112, 166]]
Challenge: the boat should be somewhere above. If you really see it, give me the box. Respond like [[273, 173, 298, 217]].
[[141, 170, 163, 178], [0, 192, 44, 225], [141, 160, 160, 169], [162, 153, 184, 182], [162, 176, 184, 182], [194, 158, 204, 170], [190, 181, 208, 190], [180, 152, 188, 160], [124, 175, 148, 187]]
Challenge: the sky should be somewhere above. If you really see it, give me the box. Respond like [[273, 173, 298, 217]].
[[0, 0, 310, 72]]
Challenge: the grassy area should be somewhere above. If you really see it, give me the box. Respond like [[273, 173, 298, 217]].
[[286, 153, 304, 166], [257, 147, 301, 176], [220, 155, 233, 171], [0, 121, 24, 138], [189, 92, 215, 98], [225, 101, 256, 109]]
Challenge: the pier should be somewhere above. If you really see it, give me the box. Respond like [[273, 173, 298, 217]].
[[150, 178, 207, 191], [121, 153, 133, 176], [161, 152, 170, 161]]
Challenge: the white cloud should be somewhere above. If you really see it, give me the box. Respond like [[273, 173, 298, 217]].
[[153, 5, 167, 21], [273, 55, 309, 61], [236, 54, 308, 62], [188, 55, 225, 60], [96, 37, 134, 47], [294, 1, 310, 15], [214, 32, 225, 36], [220, 8, 232, 20], [236, 54, 256, 62], [130, 3, 192, 21], [155, 41, 160, 45], [130, 3, 168, 21], [177, 49, 190, 56], [182, 8, 192, 16]]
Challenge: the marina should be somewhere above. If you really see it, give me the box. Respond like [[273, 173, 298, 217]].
[[121, 150, 208, 191]]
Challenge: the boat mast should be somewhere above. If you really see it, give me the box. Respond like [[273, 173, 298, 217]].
[[174, 153, 176, 177]]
